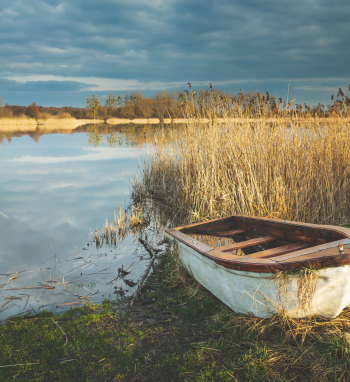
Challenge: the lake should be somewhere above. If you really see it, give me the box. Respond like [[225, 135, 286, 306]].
[[0, 123, 163, 321]]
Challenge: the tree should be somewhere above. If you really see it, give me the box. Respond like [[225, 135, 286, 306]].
[[26, 102, 40, 119], [86, 94, 101, 119], [119, 103, 135, 119], [105, 93, 117, 118], [136, 98, 155, 118]]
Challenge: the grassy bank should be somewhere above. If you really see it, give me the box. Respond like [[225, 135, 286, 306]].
[[133, 118, 350, 226], [1, 248, 350, 381]]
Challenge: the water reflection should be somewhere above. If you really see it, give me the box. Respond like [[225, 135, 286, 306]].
[[0, 123, 165, 321], [0, 220, 166, 321], [0, 123, 162, 148], [87, 125, 103, 147]]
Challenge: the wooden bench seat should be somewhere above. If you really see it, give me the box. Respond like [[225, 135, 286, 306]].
[[215, 236, 276, 253], [244, 243, 309, 259]]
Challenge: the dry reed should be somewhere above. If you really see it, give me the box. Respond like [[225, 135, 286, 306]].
[[133, 118, 350, 226], [297, 268, 318, 314], [129, 206, 146, 227], [117, 207, 127, 233], [0, 117, 104, 132], [93, 207, 146, 248]]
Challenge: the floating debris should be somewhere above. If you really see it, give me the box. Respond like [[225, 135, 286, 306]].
[[0, 203, 168, 322], [124, 279, 137, 287], [118, 265, 131, 277]]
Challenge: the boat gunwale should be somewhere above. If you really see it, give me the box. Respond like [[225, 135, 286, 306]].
[[165, 215, 350, 273]]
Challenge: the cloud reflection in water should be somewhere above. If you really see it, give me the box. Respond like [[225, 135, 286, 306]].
[[0, 127, 157, 320]]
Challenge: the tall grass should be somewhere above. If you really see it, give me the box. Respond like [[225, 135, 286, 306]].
[[0, 117, 103, 132], [133, 118, 350, 225]]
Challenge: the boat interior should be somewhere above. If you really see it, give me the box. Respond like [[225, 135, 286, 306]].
[[173, 215, 350, 264]]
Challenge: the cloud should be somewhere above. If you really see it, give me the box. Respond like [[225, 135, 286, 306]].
[[6, 74, 350, 90], [5, 75, 186, 92], [0, 0, 349, 106], [0, 77, 90, 93], [7, 146, 147, 164]]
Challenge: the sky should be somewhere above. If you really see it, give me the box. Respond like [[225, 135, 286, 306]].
[[0, 0, 349, 108]]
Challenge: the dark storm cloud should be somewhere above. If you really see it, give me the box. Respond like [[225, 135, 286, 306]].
[[0, 0, 349, 106]]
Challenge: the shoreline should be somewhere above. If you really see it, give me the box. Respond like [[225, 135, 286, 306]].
[[0, 116, 349, 133], [0, 244, 348, 381]]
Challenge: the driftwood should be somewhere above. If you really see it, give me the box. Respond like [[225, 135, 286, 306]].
[[130, 240, 162, 307]]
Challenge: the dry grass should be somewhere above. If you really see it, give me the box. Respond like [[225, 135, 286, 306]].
[[132, 118, 150, 124], [37, 112, 54, 120], [129, 206, 147, 227], [0, 117, 37, 130], [297, 268, 318, 314], [106, 118, 134, 125], [37, 118, 103, 128], [116, 206, 127, 232], [272, 268, 319, 315], [222, 309, 350, 381], [273, 270, 290, 309], [133, 118, 350, 226], [56, 112, 72, 119], [93, 207, 147, 248], [0, 117, 104, 132]]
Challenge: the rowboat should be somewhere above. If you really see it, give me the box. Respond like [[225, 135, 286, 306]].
[[165, 215, 350, 318]]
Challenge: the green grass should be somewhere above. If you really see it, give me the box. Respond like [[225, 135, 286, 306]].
[[0, 251, 347, 381]]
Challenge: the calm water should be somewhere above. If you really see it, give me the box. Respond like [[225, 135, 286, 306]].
[[0, 124, 162, 321]]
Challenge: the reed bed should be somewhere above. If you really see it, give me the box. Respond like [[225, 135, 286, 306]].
[[130, 118, 149, 124], [133, 118, 350, 226], [37, 118, 101, 129], [0, 118, 103, 132], [93, 206, 146, 248], [0, 117, 37, 130]]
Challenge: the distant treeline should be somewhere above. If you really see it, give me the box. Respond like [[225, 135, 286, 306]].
[[0, 102, 83, 119], [0, 91, 184, 120], [1, 85, 350, 120]]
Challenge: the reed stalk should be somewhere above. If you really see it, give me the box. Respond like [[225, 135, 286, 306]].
[[133, 118, 350, 225]]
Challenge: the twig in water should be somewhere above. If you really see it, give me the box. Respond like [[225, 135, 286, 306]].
[[117, 165, 135, 188], [0, 211, 9, 228], [23, 295, 30, 311], [130, 240, 161, 307], [60, 301, 83, 306], [107, 261, 136, 285], [1, 298, 15, 309], [69, 246, 88, 258]]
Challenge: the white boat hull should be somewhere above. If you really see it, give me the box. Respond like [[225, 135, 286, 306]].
[[166, 233, 350, 318]]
